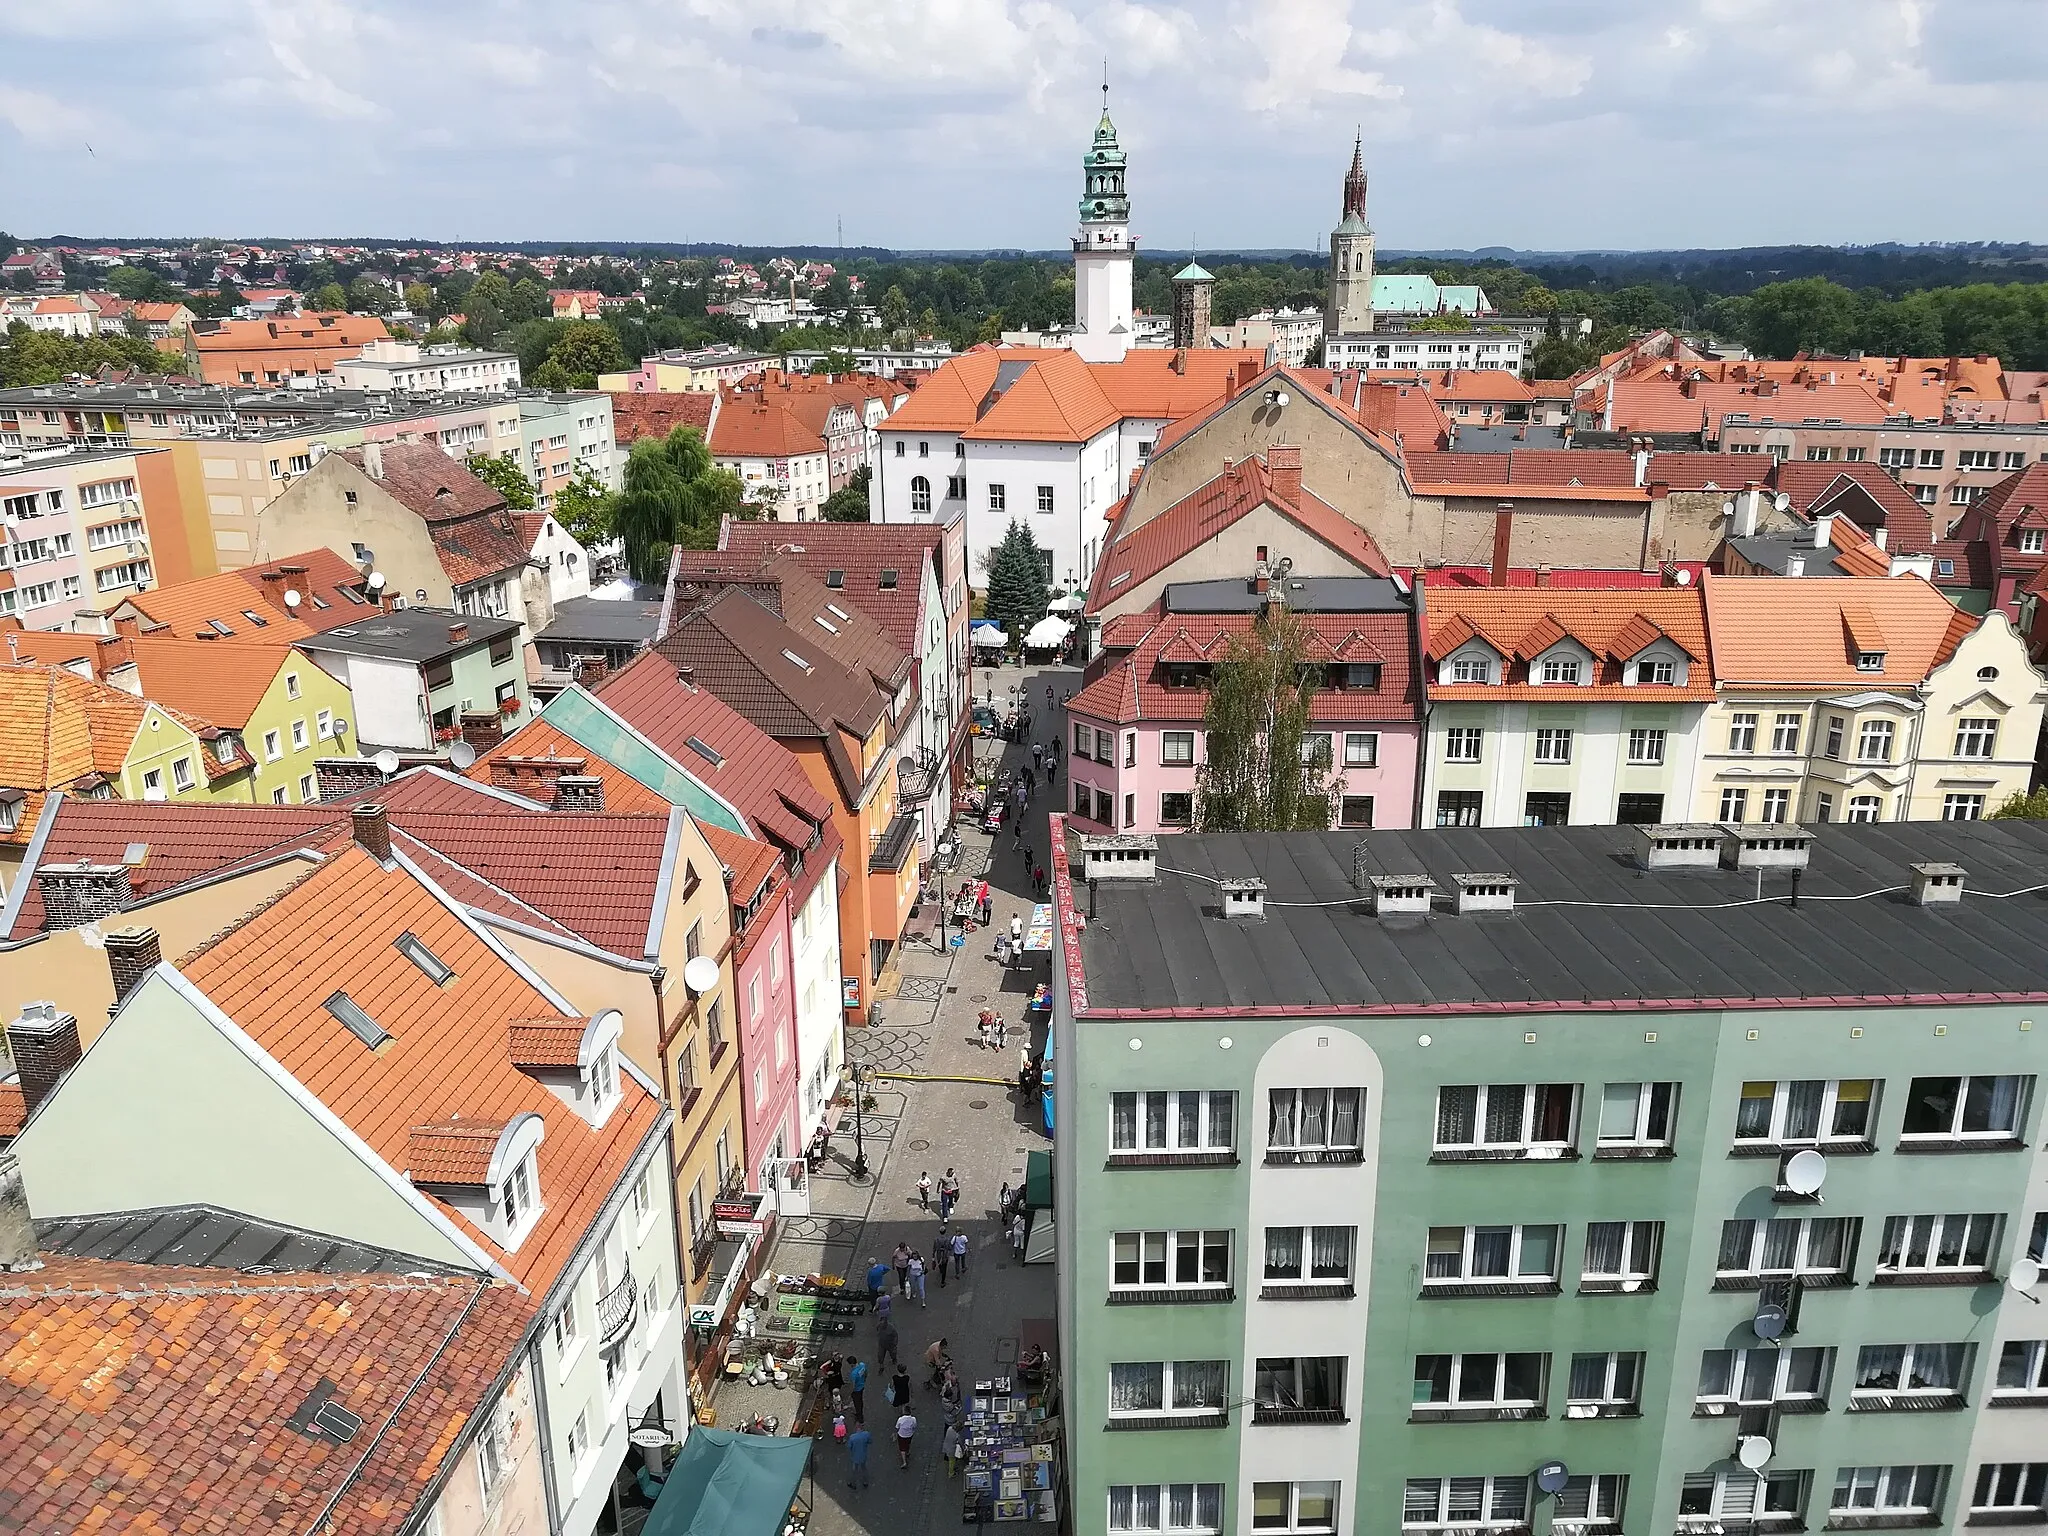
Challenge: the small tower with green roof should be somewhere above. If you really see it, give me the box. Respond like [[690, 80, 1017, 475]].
[[1170, 259, 1213, 350], [1072, 76, 1136, 363]]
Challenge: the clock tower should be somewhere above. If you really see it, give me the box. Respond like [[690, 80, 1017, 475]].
[[1072, 85, 1135, 363]]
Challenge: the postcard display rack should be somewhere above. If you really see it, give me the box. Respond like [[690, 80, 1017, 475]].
[[959, 1376, 1061, 1524]]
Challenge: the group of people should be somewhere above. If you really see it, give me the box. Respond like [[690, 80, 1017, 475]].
[[913, 1167, 964, 1220], [975, 1008, 1009, 1051]]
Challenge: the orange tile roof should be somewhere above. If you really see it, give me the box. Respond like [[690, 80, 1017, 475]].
[[189, 313, 389, 355], [407, 1116, 507, 1184], [1422, 586, 1714, 701], [1703, 572, 1974, 686], [120, 569, 317, 641], [881, 348, 1253, 445], [708, 398, 826, 459], [508, 1018, 585, 1068], [473, 720, 674, 814], [177, 846, 664, 1291], [0, 663, 148, 804], [125, 636, 303, 729]]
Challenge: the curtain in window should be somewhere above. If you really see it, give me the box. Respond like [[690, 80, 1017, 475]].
[[1269, 1088, 1295, 1149], [1266, 1226, 1303, 1278], [1807, 1218, 1847, 1271], [1109, 1487, 1134, 1531], [1718, 1220, 1753, 1272], [1783, 1079, 1824, 1139], [1446, 1478, 1487, 1521], [1299, 1089, 1329, 1146], [1517, 1225, 1558, 1279], [1569, 1353, 1609, 1401], [1112, 1093, 1137, 1151], [1535, 1083, 1575, 1142], [1912, 1345, 1964, 1391], [1177, 1093, 1202, 1149], [1131, 1486, 1161, 1530], [1310, 1226, 1350, 1278], [1437, 1085, 1477, 1145], [1405, 1481, 1444, 1522], [1490, 1477, 1530, 1522], [1206, 1093, 1233, 1151], [1255, 1359, 1293, 1408], [1144, 1092, 1167, 1151], [1166, 1486, 1194, 1530], [1330, 1088, 1361, 1147], [1111, 1363, 1163, 1412], [1172, 1360, 1225, 1410], [1858, 1346, 1904, 1391], [1599, 1081, 1641, 1140], [1966, 1075, 2020, 1134], [1471, 1227, 1512, 1277], [1760, 1220, 1800, 1273], [1193, 1485, 1222, 1531], [1483, 1085, 1526, 1143], [1585, 1221, 1624, 1276]]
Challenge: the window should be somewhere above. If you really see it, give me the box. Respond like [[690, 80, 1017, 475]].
[[988, 483, 1006, 514], [1343, 732, 1378, 767], [290, 719, 307, 751], [1831, 1465, 1943, 1519], [316, 708, 333, 741], [1857, 719, 1895, 761], [1698, 1347, 1831, 1408], [1596, 1081, 1677, 1152], [1720, 787, 1749, 822], [1880, 446, 1913, 468], [1972, 1464, 2048, 1519], [1108, 1359, 1227, 1419], [1554, 1476, 1627, 1529], [1403, 1477, 1527, 1529], [1267, 1087, 1363, 1161], [566, 1409, 588, 1468], [1848, 794, 1883, 822], [1257, 1481, 1339, 1532], [1582, 1222, 1662, 1290], [271, 787, 288, 805], [1534, 728, 1573, 764], [705, 995, 726, 1059], [1717, 1217, 1858, 1280], [1161, 730, 1194, 765], [1254, 1357, 1345, 1417], [1108, 1484, 1224, 1534], [1729, 712, 1758, 752], [1826, 716, 1845, 758], [1772, 713, 1803, 753], [169, 756, 194, 791], [1680, 1471, 1808, 1525], [1110, 1090, 1235, 1156], [1944, 793, 1986, 821], [1899, 1075, 2028, 1142], [1263, 1226, 1354, 1287], [1852, 1342, 1969, 1405], [553, 1295, 580, 1360], [2024, 530, 2048, 556], [1434, 1082, 1577, 1156], [1919, 449, 1945, 468], [910, 475, 930, 514], [1626, 728, 1665, 765], [1540, 655, 1582, 684], [1037, 485, 1054, 515], [1160, 791, 1193, 826], [1437, 791, 1483, 827], [1425, 1225, 1560, 1288], [1995, 1341, 2048, 1399], [501, 1153, 536, 1230], [1762, 788, 1791, 824], [262, 729, 282, 761], [893, 440, 904, 457], [1299, 732, 1332, 766], [1445, 727, 1483, 762], [1953, 717, 1999, 759], [1876, 1213, 1998, 1278], [1339, 795, 1374, 828], [1637, 658, 1675, 684], [1449, 655, 1490, 683], [1737, 1079, 1877, 1146], [1111, 1230, 1230, 1293], [1813, 791, 1835, 822], [1566, 1353, 1642, 1417], [1617, 792, 1664, 824]]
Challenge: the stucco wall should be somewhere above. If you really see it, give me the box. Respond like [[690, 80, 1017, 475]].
[[252, 455, 455, 607]]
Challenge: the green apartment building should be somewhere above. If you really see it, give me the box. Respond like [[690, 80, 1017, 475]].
[[1049, 817, 2048, 1536]]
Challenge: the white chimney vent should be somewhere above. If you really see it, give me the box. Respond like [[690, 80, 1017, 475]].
[[1219, 877, 1267, 919], [1719, 825, 1814, 871], [1453, 873, 1518, 914], [1369, 873, 1436, 917], [1078, 834, 1158, 884], [1785, 554, 1806, 578], [1909, 861, 1966, 906], [1635, 824, 1725, 871]]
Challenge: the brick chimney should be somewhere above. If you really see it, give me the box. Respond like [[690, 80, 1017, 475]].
[[460, 710, 504, 753], [487, 755, 587, 799], [362, 440, 384, 479], [448, 622, 468, 644], [35, 862, 131, 932], [573, 654, 609, 687], [552, 775, 606, 812], [7, 1002, 81, 1117], [1267, 445, 1303, 506], [1235, 360, 1260, 395], [1491, 503, 1515, 587], [316, 757, 387, 800], [352, 803, 392, 863], [104, 925, 161, 1005]]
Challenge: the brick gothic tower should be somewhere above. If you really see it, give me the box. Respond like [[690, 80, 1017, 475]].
[[1325, 134, 1376, 339]]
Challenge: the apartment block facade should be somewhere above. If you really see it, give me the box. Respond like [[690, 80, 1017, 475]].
[[1051, 818, 2048, 1536]]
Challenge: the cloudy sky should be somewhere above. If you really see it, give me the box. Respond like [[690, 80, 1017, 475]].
[[2, 0, 2044, 253]]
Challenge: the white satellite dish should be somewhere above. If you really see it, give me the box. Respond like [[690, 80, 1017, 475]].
[[1781, 1148, 1827, 1196], [373, 748, 401, 775], [1674, 568, 1694, 586], [1773, 492, 1791, 512], [1721, 500, 1736, 518], [1535, 1462, 1571, 1496], [1737, 1435, 1773, 1471], [2010, 1257, 2042, 1298], [367, 571, 387, 592], [283, 589, 302, 609], [683, 955, 720, 996], [448, 740, 477, 769]]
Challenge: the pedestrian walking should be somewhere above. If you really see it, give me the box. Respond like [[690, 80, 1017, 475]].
[[865, 1255, 889, 1300], [907, 1251, 927, 1305], [1046, 684, 1054, 708], [873, 1287, 892, 1325], [998, 1180, 1013, 1212], [1032, 862, 1046, 896], [893, 1241, 912, 1297], [951, 1228, 970, 1275], [917, 1170, 933, 1210], [994, 1014, 1008, 1051], [877, 1316, 901, 1372], [993, 932, 1010, 968], [895, 1410, 918, 1468], [977, 879, 992, 924], [846, 1422, 872, 1489], [1012, 824, 1024, 853], [932, 1231, 951, 1286], [888, 1363, 911, 1409], [847, 1355, 868, 1422], [820, 1353, 845, 1412], [941, 1419, 964, 1477], [1032, 742, 1044, 771], [1010, 913, 1024, 950], [938, 1180, 956, 1224], [1010, 1209, 1027, 1253]]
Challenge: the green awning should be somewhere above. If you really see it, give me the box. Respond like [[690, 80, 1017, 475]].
[[644, 1426, 812, 1536], [1025, 1148, 1052, 1211]]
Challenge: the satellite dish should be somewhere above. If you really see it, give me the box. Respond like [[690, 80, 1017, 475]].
[[1535, 1462, 1571, 1496], [1753, 1302, 1789, 1341], [333, 717, 349, 736], [1274, 391, 1290, 408], [1737, 1435, 1773, 1471], [283, 589, 302, 609], [1674, 567, 1694, 586], [448, 740, 477, 769], [367, 571, 386, 591], [2010, 1257, 2042, 1297], [373, 748, 401, 775], [683, 955, 720, 996], [1773, 492, 1791, 512], [1721, 500, 1736, 517], [1781, 1148, 1827, 1195]]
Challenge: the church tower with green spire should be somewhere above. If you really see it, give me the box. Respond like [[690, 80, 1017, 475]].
[[1325, 132, 1377, 339], [1072, 81, 1135, 363]]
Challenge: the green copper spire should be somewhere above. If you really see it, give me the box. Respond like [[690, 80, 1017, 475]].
[[1079, 73, 1129, 224]]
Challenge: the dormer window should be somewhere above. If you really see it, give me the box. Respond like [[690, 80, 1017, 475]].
[[1636, 658, 1674, 684], [2021, 529, 2045, 555], [1539, 656, 1581, 684], [501, 1153, 536, 1230], [590, 1043, 619, 1117], [1448, 655, 1489, 684], [1855, 651, 1885, 673]]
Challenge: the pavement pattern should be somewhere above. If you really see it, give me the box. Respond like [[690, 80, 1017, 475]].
[[709, 663, 1077, 1536]]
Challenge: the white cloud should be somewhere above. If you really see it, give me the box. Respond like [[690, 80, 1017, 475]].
[[0, 85, 98, 146]]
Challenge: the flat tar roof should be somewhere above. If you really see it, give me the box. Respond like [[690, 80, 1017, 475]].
[[1072, 819, 2048, 1014], [305, 607, 521, 664]]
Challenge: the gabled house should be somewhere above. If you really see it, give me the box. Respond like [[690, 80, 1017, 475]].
[[1951, 462, 2048, 619]]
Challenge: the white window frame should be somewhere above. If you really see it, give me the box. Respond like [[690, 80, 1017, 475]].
[[1110, 1229, 1232, 1293], [1108, 1483, 1225, 1535], [1851, 1341, 1969, 1401], [1734, 1078, 1876, 1147], [1444, 726, 1483, 762], [1257, 1480, 1341, 1533], [1877, 1213, 1998, 1277], [1857, 718, 1895, 762], [1262, 1225, 1355, 1287], [1680, 1470, 1808, 1525], [1554, 1475, 1627, 1528], [1403, 1476, 1528, 1529], [1626, 727, 1665, 765], [1994, 1340, 2048, 1399], [1898, 1074, 2028, 1141], [1581, 1221, 1661, 1288], [1267, 1086, 1364, 1156], [1425, 1224, 1560, 1287], [1972, 1464, 2048, 1518], [1448, 655, 1490, 684], [2024, 530, 2047, 556], [170, 756, 194, 791], [1729, 712, 1758, 752], [1771, 713, 1802, 753], [1110, 1090, 1235, 1155], [1829, 1465, 1942, 1518], [1943, 793, 1985, 821], [1954, 717, 1998, 758], [1697, 1346, 1831, 1408], [1107, 1359, 1229, 1420], [1636, 658, 1675, 684], [1534, 727, 1573, 764], [1539, 655, 1582, 684], [1597, 1081, 1676, 1149], [1717, 1216, 1857, 1280], [1433, 1082, 1578, 1155], [1565, 1352, 1642, 1417], [1719, 787, 1749, 822]]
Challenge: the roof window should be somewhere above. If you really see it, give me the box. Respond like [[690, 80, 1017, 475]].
[[394, 930, 454, 985], [208, 619, 233, 636], [827, 603, 852, 622], [781, 649, 813, 673], [241, 609, 268, 627], [686, 735, 725, 767], [826, 570, 845, 588], [1855, 650, 1885, 673], [815, 615, 839, 634], [879, 569, 899, 590], [324, 989, 390, 1049]]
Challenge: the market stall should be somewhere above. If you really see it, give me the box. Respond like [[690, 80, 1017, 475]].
[[957, 1364, 1063, 1525], [1023, 1149, 1055, 1266], [1021, 616, 1072, 658], [643, 1426, 813, 1536]]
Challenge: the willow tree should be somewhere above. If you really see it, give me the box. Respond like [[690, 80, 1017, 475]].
[[1194, 607, 1333, 832], [613, 426, 747, 583]]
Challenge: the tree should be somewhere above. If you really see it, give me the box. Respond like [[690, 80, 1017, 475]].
[[346, 273, 391, 314], [0, 324, 179, 388], [463, 452, 537, 510], [461, 300, 504, 350], [504, 277, 550, 324], [983, 520, 1050, 646], [106, 265, 174, 302], [402, 281, 434, 317], [819, 464, 872, 523], [1991, 787, 2048, 820], [310, 282, 348, 312], [808, 349, 858, 376], [1194, 605, 1333, 832], [532, 321, 627, 390], [614, 426, 746, 582], [552, 465, 617, 546]]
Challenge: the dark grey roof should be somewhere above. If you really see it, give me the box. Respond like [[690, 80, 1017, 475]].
[[303, 607, 520, 664], [38, 1204, 473, 1276], [1075, 819, 2048, 1014], [1451, 423, 1568, 453], [539, 596, 663, 646], [1728, 534, 1852, 577], [1163, 576, 1412, 614]]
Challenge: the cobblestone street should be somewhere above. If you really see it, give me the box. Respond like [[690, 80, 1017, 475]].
[[712, 663, 1077, 1536]]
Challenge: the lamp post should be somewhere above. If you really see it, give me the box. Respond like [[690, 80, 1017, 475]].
[[849, 1063, 871, 1184]]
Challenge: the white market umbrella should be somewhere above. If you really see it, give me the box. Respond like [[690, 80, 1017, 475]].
[[1025, 616, 1073, 649]]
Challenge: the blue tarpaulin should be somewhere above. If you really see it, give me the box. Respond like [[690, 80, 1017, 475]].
[[642, 1427, 811, 1536]]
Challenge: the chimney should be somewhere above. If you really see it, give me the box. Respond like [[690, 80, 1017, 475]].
[[1253, 560, 1271, 595], [1368, 874, 1437, 917], [1267, 444, 1302, 505], [316, 756, 387, 800], [1909, 861, 1966, 906], [104, 925, 161, 1005], [112, 615, 140, 639], [447, 621, 468, 644], [1535, 564, 1552, 588], [1785, 554, 1806, 578], [572, 653, 609, 687], [7, 1002, 81, 1118], [488, 754, 587, 798], [1873, 526, 1888, 550], [1234, 359, 1260, 395], [0, 1150, 37, 1272], [552, 774, 606, 812], [35, 862, 131, 932], [1634, 447, 1651, 486], [1733, 486, 1763, 539], [1219, 877, 1266, 919], [1491, 503, 1514, 587], [1680, 378, 1697, 400], [352, 802, 392, 863], [1755, 380, 1777, 399], [1453, 873, 1518, 915], [460, 710, 504, 753], [362, 440, 384, 479]]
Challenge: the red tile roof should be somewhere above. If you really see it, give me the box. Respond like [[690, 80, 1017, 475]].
[[670, 552, 913, 696], [508, 1018, 586, 1068], [341, 445, 531, 589], [407, 1115, 508, 1184], [1703, 572, 1974, 686], [0, 1259, 534, 1536], [718, 519, 943, 655], [708, 398, 825, 460], [609, 389, 714, 446], [1422, 586, 1714, 701], [1769, 461, 1938, 551]]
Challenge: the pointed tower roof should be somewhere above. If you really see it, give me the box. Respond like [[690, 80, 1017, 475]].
[[1173, 261, 1214, 283], [1337, 133, 1371, 234]]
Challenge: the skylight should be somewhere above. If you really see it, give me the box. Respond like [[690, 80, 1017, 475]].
[[815, 615, 839, 634], [826, 603, 852, 622], [208, 619, 234, 635], [241, 609, 269, 627], [394, 931, 454, 985], [826, 570, 845, 588], [686, 735, 726, 767], [324, 990, 390, 1049], [121, 842, 148, 866], [878, 569, 899, 590], [781, 649, 813, 673]]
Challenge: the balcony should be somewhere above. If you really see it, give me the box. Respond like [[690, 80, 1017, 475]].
[[897, 748, 942, 804], [596, 1262, 637, 1352], [868, 811, 919, 874]]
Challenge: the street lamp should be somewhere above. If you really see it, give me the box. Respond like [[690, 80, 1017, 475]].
[[849, 1063, 871, 1184]]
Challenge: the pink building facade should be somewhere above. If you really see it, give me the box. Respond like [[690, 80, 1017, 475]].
[[732, 877, 802, 1186]]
